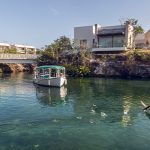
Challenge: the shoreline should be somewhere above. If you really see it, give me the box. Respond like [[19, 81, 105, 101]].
[[0, 63, 35, 73]]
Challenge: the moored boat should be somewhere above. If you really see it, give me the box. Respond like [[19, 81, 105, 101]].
[[33, 65, 67, 87]]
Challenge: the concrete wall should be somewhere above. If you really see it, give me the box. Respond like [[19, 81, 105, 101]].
[[92, 47, 127, 52], [0, 54, 38, 64], [74, 23, 134, 52], [135, 30, 150, 49], [0, 59, 36, 64], [145, 30, 150, 44], [125, 24, 134, 48], [74, 26, 95, 49]]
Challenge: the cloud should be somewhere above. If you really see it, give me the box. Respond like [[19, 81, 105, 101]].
[[51, 8, 59, 15]]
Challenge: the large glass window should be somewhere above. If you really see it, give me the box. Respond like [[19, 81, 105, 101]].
[[113, 36, 124, 47], [98, 36, 124, 48], [99, 37, 112, 48]]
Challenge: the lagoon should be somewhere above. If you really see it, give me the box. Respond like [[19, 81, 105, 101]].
[[0, 73, 150, 150]]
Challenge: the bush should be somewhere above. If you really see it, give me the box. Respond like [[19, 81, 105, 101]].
[[64, 64, 90, 77], [126, 49, 150, 62], [3, 48, 17, 54]]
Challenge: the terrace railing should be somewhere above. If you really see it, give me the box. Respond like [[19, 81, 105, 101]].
[[0, 54, 38, 60]]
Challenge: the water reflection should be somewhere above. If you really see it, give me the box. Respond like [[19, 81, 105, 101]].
[[35, 86, 67, 106], [1, 75, 150, 150], [146, 113, 150, 120], [68, 78, 148, 124], [121, 100, 132, 127]]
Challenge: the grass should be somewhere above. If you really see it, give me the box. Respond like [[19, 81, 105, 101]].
[[125, 49, 150, 62]]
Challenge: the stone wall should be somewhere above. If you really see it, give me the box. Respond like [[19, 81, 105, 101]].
[[0, 64, 35, 73], [92, 60, 150, 78]]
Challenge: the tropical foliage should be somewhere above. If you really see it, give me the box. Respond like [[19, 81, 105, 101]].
[[125, 18, 144, 35], [37, 36, 92, 76]]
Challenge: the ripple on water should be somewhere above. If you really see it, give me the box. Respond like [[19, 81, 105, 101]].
[[0, 74, 150, 150]]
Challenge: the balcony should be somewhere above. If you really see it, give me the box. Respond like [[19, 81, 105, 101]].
[[92, 47, 127, 52]]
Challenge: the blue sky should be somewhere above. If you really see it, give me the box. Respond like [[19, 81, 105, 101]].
[[0, 0, 150, 48]]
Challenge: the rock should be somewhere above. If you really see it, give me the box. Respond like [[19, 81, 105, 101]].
[[92, 60, 150, 78], [0, 64, 35, 73]]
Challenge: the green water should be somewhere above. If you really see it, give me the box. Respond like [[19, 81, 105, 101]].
[[0, 73, 150, 150]]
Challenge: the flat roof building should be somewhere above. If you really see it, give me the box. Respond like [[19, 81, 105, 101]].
[[0, 43, 11, 52], [0, 43, 36, 53], [135, 30, 150, 49], [74, 23, 134, 52]]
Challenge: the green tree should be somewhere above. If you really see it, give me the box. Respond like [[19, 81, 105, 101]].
[[53, 36, 72, 52], [125, 18, 144, 49], [134, 25, 144, 35], [125, 18, 144, 35], [45, 36, 72, 57], [37, 36, 73, 65]]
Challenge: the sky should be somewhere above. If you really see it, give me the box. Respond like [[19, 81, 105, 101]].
[[0, 0, 150, 48]]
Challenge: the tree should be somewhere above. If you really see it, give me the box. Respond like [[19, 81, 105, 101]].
[[134, 25, 144, 35], [45, 36, 72, 57], [37, 36, 73, 65], [125, 18, 144, 35], [53, 36, 72, 52], [125, 18, 144, 49]]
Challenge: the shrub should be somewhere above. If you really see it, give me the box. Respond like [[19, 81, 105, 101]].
[[64, 64, 90, 77]]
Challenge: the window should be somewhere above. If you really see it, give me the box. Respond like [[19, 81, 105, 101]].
[[113, 36, 124, 47], [80, 40, 87, 49], [99, 36, 112, 48], [98, 36, 124, 48]]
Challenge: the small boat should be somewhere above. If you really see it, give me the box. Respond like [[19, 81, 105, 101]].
[[33, 65, 67, 87], [141, 101, 150, 114]]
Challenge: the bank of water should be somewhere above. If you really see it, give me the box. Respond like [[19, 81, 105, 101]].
[[0, 64, 34, 73], [0, 73, 150, 150]]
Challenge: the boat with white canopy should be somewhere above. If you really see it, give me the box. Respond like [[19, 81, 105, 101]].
[[33, 65, 67, 87]]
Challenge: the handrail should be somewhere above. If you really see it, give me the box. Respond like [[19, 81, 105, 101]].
[[0, 54, 39, 59]]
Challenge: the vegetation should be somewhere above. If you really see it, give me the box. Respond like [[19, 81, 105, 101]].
[[0, 48, 17, 54], [44, 36, 72, 58], [36, 49, 43, 54], [125, 18, 144, 35], [37, 35, 150, 77], [37, 36, 92, 76], [126, 49, 150, 62]]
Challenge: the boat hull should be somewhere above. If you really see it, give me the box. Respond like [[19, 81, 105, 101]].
[[33, 77, 67, 87]]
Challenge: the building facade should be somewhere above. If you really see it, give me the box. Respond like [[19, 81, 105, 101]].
[[14, 44, 36, 54], [135, 30, 150, 49], [0, 43, 36, 53], [74, 23, 134, 52], [0, 43, 11, 53]]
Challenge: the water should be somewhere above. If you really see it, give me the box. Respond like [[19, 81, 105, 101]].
[[0, 73, 150, 150]]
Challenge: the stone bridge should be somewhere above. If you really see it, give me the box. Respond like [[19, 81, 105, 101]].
[[0, 54, 39, 64]]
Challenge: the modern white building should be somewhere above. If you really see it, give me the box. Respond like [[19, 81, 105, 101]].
[[74, 23, 134, 52], [0, 43, 36, 53], [0, 43, 11, 52], [135, 30, 150, 49], [14, 44, 36, 53]]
